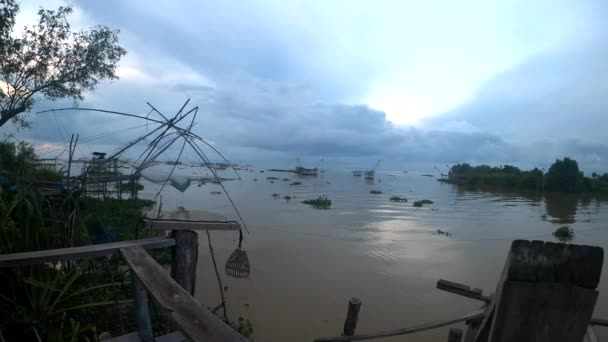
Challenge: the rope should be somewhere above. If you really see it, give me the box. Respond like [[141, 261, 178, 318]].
[[206, 230, 229, 323]]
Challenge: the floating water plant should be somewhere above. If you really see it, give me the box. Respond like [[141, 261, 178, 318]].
[[389, 196, 408, 202], [290, 181, 301, 186], [369, 190, 382, 194], [267, 177, 279, 180], [413, 199, 434, 207], [210, 191, 222, 195], [553, 226, 575, 242], [284, 195, 292, 202], [283, 178, 290, 181], [272, 193, 280, 198], [302, 196, 331, 209], [434, 229, 452, 237]]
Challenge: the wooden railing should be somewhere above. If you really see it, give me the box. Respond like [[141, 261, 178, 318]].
[[0, 219, 246, 342]]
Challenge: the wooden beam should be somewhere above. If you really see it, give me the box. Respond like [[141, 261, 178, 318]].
[[120, 246, 246, 342], [437, 279, 491, 303], [314, 309, 485, 342], [155, 331, 187, 342], [590, 317, 608, 327], [586, 326, 599, 342], [103, 332, 141, 342], [0, 237, 175, 268], [171, 230, 198, 295], [144, 219, 240, 231], [132, 275, 153, 342]]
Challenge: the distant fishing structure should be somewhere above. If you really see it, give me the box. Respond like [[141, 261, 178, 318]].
[[295, 157, 320, 176]]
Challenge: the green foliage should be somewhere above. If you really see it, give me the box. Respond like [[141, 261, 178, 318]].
[[389, 195, 407, 202], [231, 317, 253, 338], [369, 190, 382, 194], [544, 158, 586, 192], [302, 196, 331, 209], [445, 163, 543, 190], [552, 226, 575, 242], [413, 199, 433, 207], [0, 0, 126, 127]]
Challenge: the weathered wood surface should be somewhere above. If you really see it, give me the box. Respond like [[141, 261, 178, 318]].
[[144, 219, 240, 231], [586, 326, 599, 342], [155, 331, 187, 342], [120, 246, 246, 342], [503, 240, 603, 289], [487, 240, 603, 342], [448, 328, 463, 342], [342, 297, 362, 340], [590, 317, 608, 327], [314, 309, 485, 342], [132, 275, 153, 342], [437, 279, 491, 303], [103, 331, 186, 342], [103, 332, 141, 342], [171, 230, 198, 295], [0, 237, 175, 268]]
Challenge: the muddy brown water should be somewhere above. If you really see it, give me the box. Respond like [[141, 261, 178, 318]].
[[141, 169, 608, 341]]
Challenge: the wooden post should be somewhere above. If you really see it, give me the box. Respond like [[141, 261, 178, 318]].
[[171, 230, 199, 295], [487, 240, 603, 342], [448, 328, 463, 342], [132, 273, 153, 342], [342, 297, 362, 340]]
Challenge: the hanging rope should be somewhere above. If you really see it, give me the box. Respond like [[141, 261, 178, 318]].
[[206, 230, 229, 323]]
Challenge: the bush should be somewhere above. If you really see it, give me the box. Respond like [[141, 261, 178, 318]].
[[413, 199, 433, 207], [552, 226, 575, 242], [302, 196, 331, 209], [389, 196, 407, 202]]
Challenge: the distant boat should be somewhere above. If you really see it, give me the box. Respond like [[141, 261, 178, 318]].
[[352, 170, 362, 176]]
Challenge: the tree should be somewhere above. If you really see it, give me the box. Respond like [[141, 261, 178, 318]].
[[0, 0, 126, 127], [544, 157, 584, 192]]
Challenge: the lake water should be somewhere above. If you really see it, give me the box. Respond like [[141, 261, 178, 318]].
[[140, 168, 608, 341]]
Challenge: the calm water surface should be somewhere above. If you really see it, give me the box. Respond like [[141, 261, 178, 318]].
[[141, 168, 608, 342]]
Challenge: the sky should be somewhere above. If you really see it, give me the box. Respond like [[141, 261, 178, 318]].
[[5, 0, 608, 172]]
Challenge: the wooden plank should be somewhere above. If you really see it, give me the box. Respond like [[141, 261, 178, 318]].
[[590, 317, 608, 327], [437, 279, 491, 303], [120, 246, 246, 342], [144, 219, 240, 231], [487, 240, 602, 342], [155, 331, 187, 342], [132, 275, 153, 342], [586, 326, 599, 342], [505, 240, 603, 289], [104, 331, 141, 342], [342, 297, 362, 341], [448, 328, 463, 342], [0, 237, 175, 268], [171, 230, 198, 295], [314, 309, 485, 342]]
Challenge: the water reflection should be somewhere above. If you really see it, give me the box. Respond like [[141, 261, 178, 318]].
[[544, 193, 578, 225]]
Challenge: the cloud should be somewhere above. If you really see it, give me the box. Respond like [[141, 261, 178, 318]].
[[4, 0, 608, 173]]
